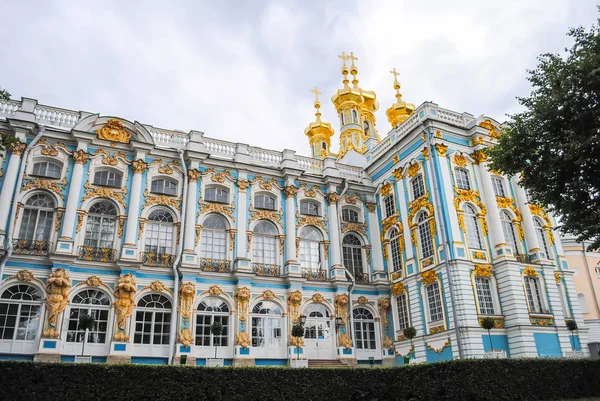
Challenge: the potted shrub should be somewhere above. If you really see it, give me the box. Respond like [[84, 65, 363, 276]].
[[481, 317, 496, 352], [75, 312, 95, 363], [566, 320, 579, 353], [403, 327, 416, 365], [208, 321, 224, 367], [290, 324, 307, 368]]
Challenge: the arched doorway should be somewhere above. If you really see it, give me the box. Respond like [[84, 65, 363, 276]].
[[302, 303, 334, 360]]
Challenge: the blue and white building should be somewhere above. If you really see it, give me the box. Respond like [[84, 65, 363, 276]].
[[0, 55, 588, 366]]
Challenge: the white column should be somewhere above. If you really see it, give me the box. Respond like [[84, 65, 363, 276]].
[[123, 160, 147, 247], [435, 152, 463, 252], [184, 169, 200, 252], [511, 176, 541, 258], [284, 181, 300, 276], [0, 142, 25, 237], [366, 202, 384, 270], [475, 160, 510, 256], [395, 177, 414, 264], [327, 192, 346, 281], [59, 150, 88, 241], [235, 175, 249, 271]]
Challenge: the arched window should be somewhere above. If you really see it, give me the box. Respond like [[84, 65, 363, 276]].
[[417, 213, 434, 259], [200, 215, 227, 260], [352, 109, 358, 123], [0, 284, 42, 341], [464, 205, 483, 250], [523, 276, 545, 314], [454, 168, 471, 190], [300, 200, 319, 216], [500, 211, 519, 255], [150, 179, 177, 196], [322, 142, 327, 151], [425, 281, 444, 324], [342, 208, 359, 222], [133, 294, 172, 345], [145, 209, 175, 255], [411, 174, 425, 200], [383, 194, 395, 219], [253, 221, 277, 265], [195, 298, 230, 347], [304, 303, 331, 340], [578, 293, 589, 314], [84, 201, 117, 249], [255, 194, 276, 211], [474, 276, 495, 315], [251, 301, 283, 348], [18, 193, 54, 241], [31, 161, 62, 179], [364, 120, 370, 136], [534, 218, 551, 258], [205, 187, 229, 204], [491, 176, 506, 197], [558, 285, 571, 318], [395, 293, 410, 332], [340, 111, 345, 125], [93, 170, 122, 188], [342, 234, 363, 278], [389, 228, 402, 273], [66, 289, 111, 344], [353, 307, 376, 350], [299, 226, 322, 272]]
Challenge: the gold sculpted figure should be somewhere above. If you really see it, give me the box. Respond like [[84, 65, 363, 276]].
[[43, 268, 71, 338], [96, 119, 131, 143], [113, 273, 137, 341]]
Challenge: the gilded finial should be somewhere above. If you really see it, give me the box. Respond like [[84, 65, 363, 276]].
[[338, 52, 350, 88], [311, 87, 322, 123], [348, 52, 359, 88], [338, 52, 348, 67], [348, 52, 358, 67], [385, 67, 415, 128], [390, 67, 402, 99]]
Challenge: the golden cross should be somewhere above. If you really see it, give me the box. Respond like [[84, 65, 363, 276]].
[[311, 87, 321, 102], [348, 52, 358, 67], [338, 52, 348, 67], [390, 67, 400, 80]]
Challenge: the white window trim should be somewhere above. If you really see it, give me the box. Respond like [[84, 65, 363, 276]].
[[471, 274, 501, 316], [421, 280, 446, 333]]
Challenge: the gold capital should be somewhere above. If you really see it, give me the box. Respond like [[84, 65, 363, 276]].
[[187, 169, 201, 182], [132, 159, 148, 174], [73, 150, 89, 165]]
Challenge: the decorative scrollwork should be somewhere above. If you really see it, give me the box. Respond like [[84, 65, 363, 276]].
[[391, 282, 405, 296], [43, 268, 71, 338], [288, 290, 303, 324], [421, 269, 438, 285], [198, 198, 235, 222], [284, 185, 298, 198], [473, 264, 492, 277], [21, 178, 67, 200], [142, 189, 182, 210], [453, 154, 467, 167], [408, 163, 420, 178], [82, 181, 126, 209], [96, 119, 131, 143], [522, 266, 539, 277], [113, 273, 137, 342]]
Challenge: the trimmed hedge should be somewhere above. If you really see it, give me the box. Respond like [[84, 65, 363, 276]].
[[1, 358, 599, 401]]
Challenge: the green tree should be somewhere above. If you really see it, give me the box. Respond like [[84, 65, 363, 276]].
[[566, 319, 579, 350], [403, 327, 417, 364], [210, 321, 224, 359], [78, 312, 96, 357], [291, 324, 304, 360], [480, 317, 496, 352], [0, 87, 9, 101], [487, 13, 600, 249], [0, 86, 18, 151]]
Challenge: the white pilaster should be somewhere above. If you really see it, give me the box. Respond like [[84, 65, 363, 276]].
[[182, 168, 200, 267], [284, 180, 300, 276], [366, 199, 385, 281], [234, 172, 250, 272], [120, 159, 147, 261], [0, 143, 25, 244], [435, 149, 463, 258], [395, 177, 415, 269], [511, 176, 542, 260], [327, 191, 345, 280]]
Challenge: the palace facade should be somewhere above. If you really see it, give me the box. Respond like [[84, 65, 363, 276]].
[[0, 55, 589, 366]]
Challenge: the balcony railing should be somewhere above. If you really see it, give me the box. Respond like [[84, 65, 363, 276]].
[[77, 246, 116, 262], [515, 253, 537, 264], [301, 269, 328, 281], [355, 272, 370, 284], [199, 258, 231, 273], [141, 252, 175, 268], [12, 239, 51, 256], [252, 263, 281, 277]]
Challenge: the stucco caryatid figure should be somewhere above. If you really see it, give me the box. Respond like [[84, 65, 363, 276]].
[[178, 282, 195, 347], [113, 273, 137, 342], [234, 287, 251, 349], [334, 293, 352, 349], [288, 290, 302, 324], [43, 268, 71, 338]]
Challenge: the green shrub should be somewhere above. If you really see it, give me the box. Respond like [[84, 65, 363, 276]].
[[1, 359, 599, 400]]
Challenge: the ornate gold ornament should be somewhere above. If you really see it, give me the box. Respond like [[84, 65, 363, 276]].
[[142, 189, 182, 210], [435, 143, 448, 157], [237, 180, 250, 191], [38, 139, 69, 157], [326, 192, 340, 204], [43, 268, 71, 338], [380, 182, 392, 197], [471, 150, 487, 165], [278, 235, 285, 256], [357, 296, 369, 305], [248, 205, 283, 227], [187, 169, 201, 182], [344, 193, 363, 205], [392, 282, 405, 296], [86, 276, 103, 287], [96, 119, 131, 143], [453, 188, 486, 215], [427, 338, 451, 353], [341, 221, 368, 237], [290, 335, 304, 348], [473, 264, 492, 277], [246, 231, 253, 252], [137, 217, 146, 240], [421, 270, 438, 285], [178, 282, 196, 347], [54, 208, 64, 232], [262, 290, 276, 300], [429, 326, 446, 335], [117, 215, 126, 238], [288, 290, 303, 324], [334, 294, 349, 325], [72, 150, 89, 165], [10, 141, 27, 156], [382, 239, 390, 260], [312, 293, 324, 304], [392, 168, 403, 181], [471, 136, 485, 146], [149, 281, 166, 292], [198, 198, 235, 222], [364, 245, 371, 264], [407, 194, 434, 230], [421, 147, 429, 160], [284, 185, 298, 198], [206, 285, 222, 296], [453, 154, 468, 168], [82, 181, 126, 209], [408, 163, 420, 178], [528, 204, 552, 226], [479, 119, 499, 139], [523, 266, 539, 277], [478, 316, 504, 328], [236, 330, 251, 349], [473, 251, 486, 260], [393, 155, 400, 164], [113, 273, 137, 342], [530, 316, 553, 326], [296, 236, 300, 257], [132, 159, 148, 174], [235, 287, 251, 326], [378, 297, 391, 329], [366, 202, 377, 213], [299, 183, 317, 198], [296, 211, 328, 233], [21, 178, 67, 200], [554, 271, 561, 284], [195, 224, 203, 246], [100, 151, 127, 167], [15, 270, 34, 282], [204, 168, 233, 183], [339, 333, 353, 349], [76, 210, 87, 234], [383, 335, 394, 350], [227, 229, 236, 251]]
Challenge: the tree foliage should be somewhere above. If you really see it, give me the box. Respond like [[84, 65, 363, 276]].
[[488, 14, 600, 249], [0, 87, 9, 101]]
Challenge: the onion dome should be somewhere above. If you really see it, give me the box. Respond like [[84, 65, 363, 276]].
[[386, 67, 415, 128], [304, 87, 334, 158]]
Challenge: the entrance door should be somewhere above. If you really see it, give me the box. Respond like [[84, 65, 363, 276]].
[[302, 304, 334, 360]]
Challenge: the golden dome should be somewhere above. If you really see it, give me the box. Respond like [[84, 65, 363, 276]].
[[331, 52, 379, 113], [386, 68, 415, 128], [305, 87, 334, 141]]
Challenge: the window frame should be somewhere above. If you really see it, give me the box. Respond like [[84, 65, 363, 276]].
[[491, 176, 506, 198], [133, 293, 172, 345], [252, 221, 278, 265], [205, 186, 229, 204], [251, 301, 284, 349], [300, 200, 320, 217], [395, 293, 410, 333], [353, 307, 377, 350], [150, 178, 178, 196], [195, 297, 230, 347], [411, 174, 426, 200], [84, 201, 118, 249], [342, 234, 364, 279], [388, 228, 403, 273], [417, 212, 434, 260], [254, 194, 277, 211], [424, 281, 444, 325], [93, 169, 123, 188], [0, 284, 43, 342], [342, 207, 360, 223], [200, 214, 228, 260], [31, 160, 62, 179], [500, 210, 519, 255], [144, 209, 176, 256], [464, 204, 484, 250], [454, 167, 471, 190], [523, 276, 547, 314], [473, 276, 496, 316], [18, 193, 55, 242], [383, 195, 395, 219]]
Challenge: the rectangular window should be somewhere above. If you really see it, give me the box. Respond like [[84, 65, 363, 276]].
[[205, 187, 229, 204], [32, 161, 62, 179], [151, 179, 177, 196], [342, 208, 359, 222], [419, 221, 434, 259], [383, 195, 395, 219], [195, 315, 228, 346], [300, 201, 319, 216], [454, 168, 471, 190], [255, 194, 276, 210], [300, 240, 320, 270], [396, 293, 410, 332], [412, 175, 425, 200], [426, 281, 444, 323], [524, 276, 545, 314], [491, 177, 506, 197], [474, 277, 495, 315], [93, 170, 122, 188]]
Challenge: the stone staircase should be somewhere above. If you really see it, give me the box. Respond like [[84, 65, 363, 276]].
[[307, 359, 350, 368]]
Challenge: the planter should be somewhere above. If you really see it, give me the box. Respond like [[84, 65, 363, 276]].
[[289, 359, 308, 368], [206, 358, 224, 367], [74, 356, 92, 364], [483, 350, 506, 359]]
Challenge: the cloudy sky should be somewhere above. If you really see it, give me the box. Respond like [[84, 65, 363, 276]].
[[1, 1, 597, 156]]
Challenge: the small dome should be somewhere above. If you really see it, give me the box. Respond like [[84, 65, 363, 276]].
[[386, 68, 415, 128]]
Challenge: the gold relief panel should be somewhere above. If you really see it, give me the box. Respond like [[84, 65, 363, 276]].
[[299, 183, 317, 198], [227, 229, 236, 251], [391, 282, 405, 296], [473, 251, 486, 260], [195, 224, 202, 246], [473, 264, 492, 277], [326, 192, 340, 204], [132, 159, 148, 174], [435, 143, 448, 157], [187, 169, 201, 182], [10, 141, 27, 156], [378, 297, 391, 329], [312, 293, 324, 304], [380, 182, 392, 197], [197, 198, 235, 222], [471, 150, 487, 165], [21, 178, 67, 200], [207, 285, 222, 296], [101, 152, 128, 167], [392, 168, 403, 181], [421, 269, 439, 285], [453, 154, 468, 167], [344, 193, 363, 205], [15, 269, 35, 282], [85, 276, 103, 287], [43, 268, 71, 338], [54, 208, 64, 232], [113, 273, 137, 342], [453, 188, 486, 215], [248, 205, 283, 227], [117, 215, 126, 238], [530, 316, 553, 327], [429, 326, 446, 335], [237, 180, 250, 192], [421, 147, 429, 160], [407, 163, 420, 178], [522, 266, 539, 277], [296, 211, 328, 233], [284, 185, 298, 198], [288, 290, 302, 324], [341, 221, 367, 237], [262, 290, 276, 300], [76, 210, 87, 234], [246, 231, 253, 252], [72, 150, 90, 165], [471, 136, 485, 146], [295, 236, 300, 257], [96, 119, 131, 143], [278, 235, 285, 256], [138, 217, 147, 240], [356, 296, 369, 305], [365, 202, 377, 213], [204, 168, 234, 183], [82, 181, 127, 209], [235, 287, 251, 326], [478, 316, 504, 328], [142, 189, 182, 210], [554, 271, 562, 284]]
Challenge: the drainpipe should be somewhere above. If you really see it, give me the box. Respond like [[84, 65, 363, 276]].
[[168, 149, 188, 364], [0, 125, 45, 284], [582, 241, 600, 317], [336, 179, 356, 341], [424, 130, 464, 359]]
